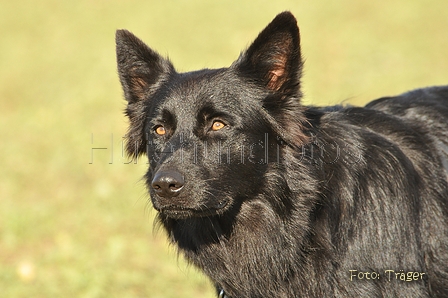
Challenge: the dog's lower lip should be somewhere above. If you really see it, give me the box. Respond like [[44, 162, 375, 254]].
[[161, 208, 192, 218], [158, 202, 229, 219]]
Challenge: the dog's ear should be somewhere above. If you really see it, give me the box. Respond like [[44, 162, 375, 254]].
[[116, 30, 174, 159], [234, 11, 302, 94], [234, 12, 309, 146], [116, 30, 174, 104]]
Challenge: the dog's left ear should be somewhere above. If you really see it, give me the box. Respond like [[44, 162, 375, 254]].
[[234, 11, 302, 94], [234, 12, 309, 145]]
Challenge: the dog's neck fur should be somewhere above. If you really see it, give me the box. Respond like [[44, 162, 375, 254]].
[[157, 144, 333, 297]]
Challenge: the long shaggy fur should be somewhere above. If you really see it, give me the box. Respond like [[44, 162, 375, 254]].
[[116, 11, 448, 297]]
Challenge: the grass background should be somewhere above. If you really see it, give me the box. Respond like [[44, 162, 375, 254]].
[[1, 0, 447, 297]]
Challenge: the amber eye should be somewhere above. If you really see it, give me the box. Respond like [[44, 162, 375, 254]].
[[211, 120, 226, 131], [154, 125, 166, 135]]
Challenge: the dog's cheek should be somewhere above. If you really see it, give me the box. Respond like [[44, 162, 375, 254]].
[[220, 163, 265, 196]]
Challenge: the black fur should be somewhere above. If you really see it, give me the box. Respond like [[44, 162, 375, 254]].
[[116, 11, 448, 297]]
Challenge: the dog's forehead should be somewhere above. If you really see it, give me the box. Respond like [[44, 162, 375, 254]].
[[160, 68, 242, 113]]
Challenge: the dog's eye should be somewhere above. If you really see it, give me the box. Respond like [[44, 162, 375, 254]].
[[211, 120, 226, 131], [154, 125, 166, 136]]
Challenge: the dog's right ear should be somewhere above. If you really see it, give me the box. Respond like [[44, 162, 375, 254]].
[[116, 30, 174, 158], [116, 30, 174, 104]]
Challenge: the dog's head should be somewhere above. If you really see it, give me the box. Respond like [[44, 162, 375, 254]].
[[116, 12, 308, 219]]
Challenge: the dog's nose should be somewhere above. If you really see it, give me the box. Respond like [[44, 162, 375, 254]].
[[151, 170, 185, 197]]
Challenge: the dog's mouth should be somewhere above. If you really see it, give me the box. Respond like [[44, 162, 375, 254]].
[[156, 199, 229, 220]]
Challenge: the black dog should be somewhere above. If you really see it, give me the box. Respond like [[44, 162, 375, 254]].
[[116, 11, 448, 297]]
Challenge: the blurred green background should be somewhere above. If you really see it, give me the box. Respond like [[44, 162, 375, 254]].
[[1, 0, 447, 297]]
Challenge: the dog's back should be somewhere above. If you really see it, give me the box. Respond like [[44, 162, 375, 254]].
[[368, 86, 448, 176], [310, 86, 448, 297]]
